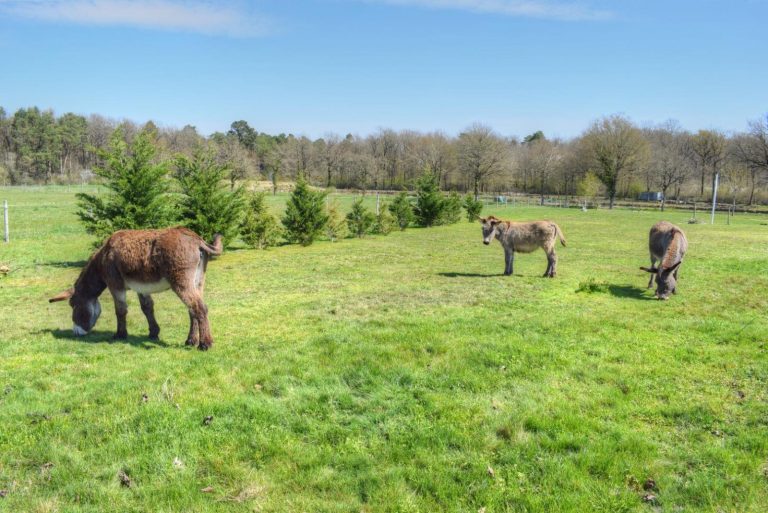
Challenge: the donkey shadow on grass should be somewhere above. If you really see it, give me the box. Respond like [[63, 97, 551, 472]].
[[439, 271, 505, 278], [43, 329, 171, 349], [606, 284, 654, 301], [607, 284, 655, 300], [44, 260, 88, 269]]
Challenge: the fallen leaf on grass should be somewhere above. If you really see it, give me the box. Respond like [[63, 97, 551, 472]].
[[487, 466, 495, 478], [643, 478, 657, 491], [203, 415, 214, 426], [173, 457, 184, 469], [642, 493, 658, 504], [0, 490, 7, 498], [201, 486, 215, 493]]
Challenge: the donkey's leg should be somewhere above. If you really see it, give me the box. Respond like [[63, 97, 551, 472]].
[[138, 293, 160, 340], [647, 256, 657, 288], [184, 312, 199, 347], [547, 250, 558, 278], [109, 287, 128, 339], [672, 267, 680, 293], [183, 260, 207, 346], [173, 285, 213, 351], [504, 248, 514, 276]]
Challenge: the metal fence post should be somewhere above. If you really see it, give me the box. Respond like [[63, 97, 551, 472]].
[[3, 200, 8, 243]]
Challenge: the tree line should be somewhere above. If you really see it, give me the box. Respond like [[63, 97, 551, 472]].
[[2, 106, 767, 207]]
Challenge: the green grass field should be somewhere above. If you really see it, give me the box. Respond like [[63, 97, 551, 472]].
[[1, 186, 767, 512]]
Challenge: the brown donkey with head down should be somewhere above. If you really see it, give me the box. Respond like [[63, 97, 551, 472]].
[[479, 215, 566, 277], [50, 227, 222, 350], [640, 221, 688, 300]]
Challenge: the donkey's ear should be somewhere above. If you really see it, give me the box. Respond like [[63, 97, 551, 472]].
[[662, 261, 682, 273], [49, 289, 74, 303], [478, 216, 486, 223], [639, 266, 658, 273]]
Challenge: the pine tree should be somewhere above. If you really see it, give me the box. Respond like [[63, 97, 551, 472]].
[[373, 204, 394, 235], [414, 171, 444, 227], [462, 193, 483, 222], [281, 176, 328, 246], [241, 191, 281, 249], [388, 192, 414, 231], [76, 127, 176, 243], [346, 198, 376, 238], [440, 191, 462, 225], [325, 199, 348, 242], [175, 148, 245, 244]]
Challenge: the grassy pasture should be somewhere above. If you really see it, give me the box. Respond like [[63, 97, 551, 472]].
[[0, 186, 767, 512]]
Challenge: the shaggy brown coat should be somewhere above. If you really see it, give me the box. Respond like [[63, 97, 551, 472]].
[[50, 227, 222, 350], [479, 215, 566, 277], [640, 221, 688, 300]]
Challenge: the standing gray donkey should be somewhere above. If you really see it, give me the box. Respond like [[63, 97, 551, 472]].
[[479, 216, 566, 277], [640, 221, 688, 300]]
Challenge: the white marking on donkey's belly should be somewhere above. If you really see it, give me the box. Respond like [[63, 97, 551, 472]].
[[126, 278, 171, 295]]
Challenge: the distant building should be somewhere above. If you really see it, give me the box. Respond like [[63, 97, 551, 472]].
[[638, 191, 664, 201]]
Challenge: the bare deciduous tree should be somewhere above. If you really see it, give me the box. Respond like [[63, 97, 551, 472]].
[[578, 115, 648, 209], [457, 123, 509, 200], [647, 121, 690, 211], [731, 115, 768, 205], [689, 129, 727, 200]]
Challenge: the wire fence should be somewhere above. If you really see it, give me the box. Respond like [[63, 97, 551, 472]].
[[2, 187, 765, 244]]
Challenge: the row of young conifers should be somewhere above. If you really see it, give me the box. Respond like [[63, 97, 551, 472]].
[[47, 217, 686, 350]]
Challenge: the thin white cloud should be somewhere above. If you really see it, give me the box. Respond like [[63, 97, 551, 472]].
[[359, 0, 612, 21], [0, 0, 273, 37]]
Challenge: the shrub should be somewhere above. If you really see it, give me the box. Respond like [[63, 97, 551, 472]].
[[389, 192, 414, 231], [76, 127, 177, 244], [440, 191, 462, 225], [281, 176, 328, 246], [414, 171, 444, 227], [373, 205, 394, 235], [175, 149, 246, 244], [346, 198, 376, 238], [240, 192, 281, 249], [325, 199, 348, 242], [462, 194, 483, 222]]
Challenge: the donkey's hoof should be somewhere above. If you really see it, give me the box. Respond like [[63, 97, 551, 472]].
[[113, 332, 127, 340], [184, 338, 197, 347], [198, 341, 212, 351]]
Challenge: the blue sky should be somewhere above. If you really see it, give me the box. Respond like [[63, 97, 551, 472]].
[[1, 0, 766, 139]]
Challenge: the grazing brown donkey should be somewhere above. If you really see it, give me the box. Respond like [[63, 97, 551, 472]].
[[640, 221, 688, 300], [479, 215, 566, 277], [49, 227, 222, 350]]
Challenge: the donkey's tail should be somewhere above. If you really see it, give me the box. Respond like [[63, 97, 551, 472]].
[[554, 223, 566, 247], [201, 234, 223, 257]]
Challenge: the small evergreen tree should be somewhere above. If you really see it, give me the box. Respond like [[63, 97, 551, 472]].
[[388, 192, 414, 230], [281, 176, 328, 246], [462, 193, 483, 222], [440, 191, 462, 225], [175, 149, 245, 244], [241, 191, 281, 249], [76, 127, 177, 243], [346, 198, 376, 238], [414, 171, 444, 227], [325, 199, 348, 242], [372, 204, 394, 235]]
